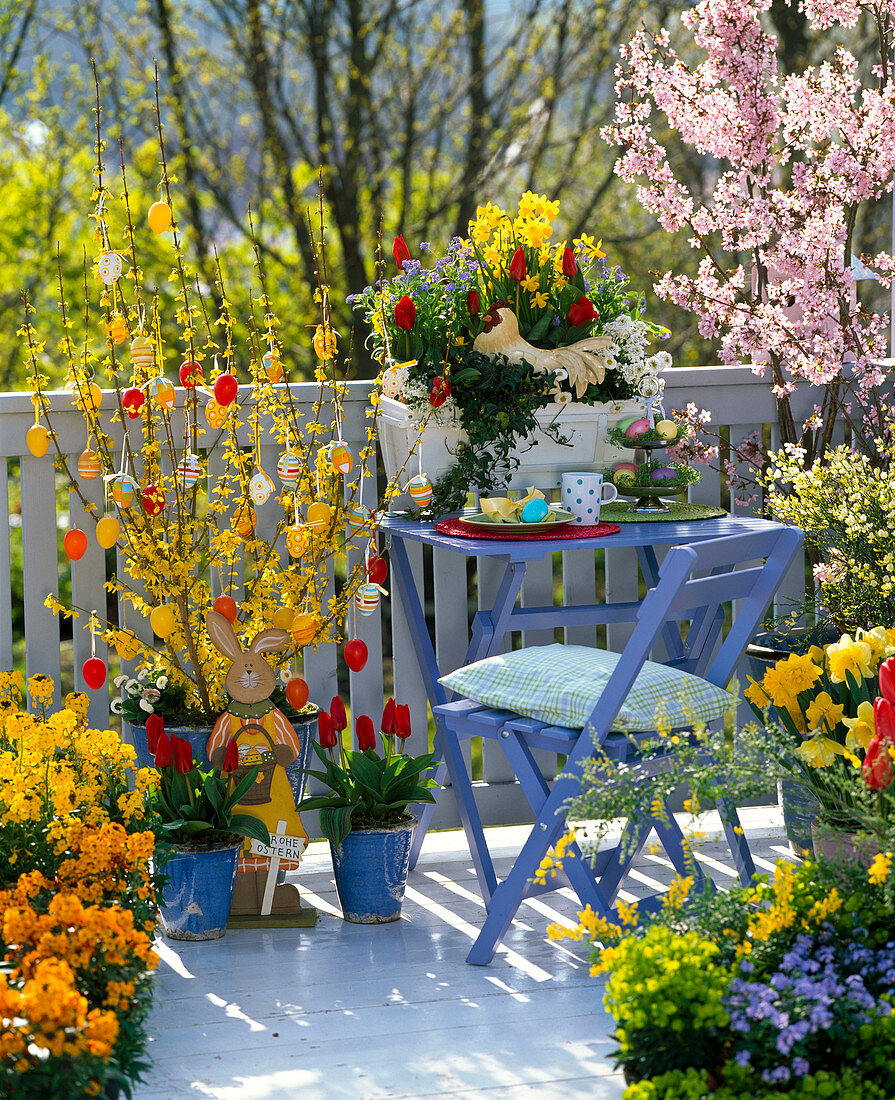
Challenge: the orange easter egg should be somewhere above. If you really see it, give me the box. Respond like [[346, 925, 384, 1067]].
[[291, 612, 319, 646], [147, 201, 172, 233], [306, 501, 332, 532]]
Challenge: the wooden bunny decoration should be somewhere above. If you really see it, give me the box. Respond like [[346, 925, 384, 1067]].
[[205, 609, 310, 918]]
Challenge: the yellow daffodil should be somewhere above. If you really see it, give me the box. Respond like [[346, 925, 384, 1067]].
[[826, 635, 874, 683], [521, 274, 540, 293], [795, 735, 846, 767], [744, 676, 770, 708], [775, 652, 823, 694], [843, 699, 876, 752], [805, 691, 845, 735], [533, 291, 548, 309]]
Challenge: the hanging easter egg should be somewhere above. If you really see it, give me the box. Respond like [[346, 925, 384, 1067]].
[[205, 399, 227, 429], [212, 595, 238, 623], [63, 528, 88, 561], [113, 630, 141, 661], [82, 656, 107, 691], [306, 501, 333, 532], [249, 468, 275, 505], [111, 473, 138, 509], [286, 525, 310, 558], [367, 555, 388, 586], [355, 583, 381, 617], [285, 677, 310, 709], [179, 360, 203, 389], [146, 376, 176, 409], [407, 475, 433, 508], [26, 424, 50, 457], [97, 252, 124, 285], [107, 313, 129, 345], [346, 502, 374, 533], [313, 325, 338, 361], [130, 336, 155, 372], [276, 451, 301, 484], [150, 603, 176, 637], [77, 448, 102, 481], [521, 498, 549, 523], [177, 452, 202, 490], [380, 365, 403, 399], [142, 483, 165, 516], [655, 419, 678, 441], [95, 516, 120, 550], [262, 350, 284, 383], [329, 442, 354, 475], [344, 638, 368, 673], [272, 607, 294, 631], [234, 503, 256, 539], [213, 373, 238, 405], [72, 380, 103, 412], [147, 201, 172, 233], [122, 387, 145, 418], [291, 612, 319, 646]]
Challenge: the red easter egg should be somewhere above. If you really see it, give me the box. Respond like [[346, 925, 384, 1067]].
[[63, 528, 88, 561], [142, 483, 165, 515], [285, 677, 310, 710], [214, 373, 238, 405], [624, 418, 652, 438], [213, 595, 238, 623], [82, 656, 107, 690], [122, 387, 145, 418], [179, 360, 203, 388], [366, 556, 388, 586], [344, 638, 368, 672]]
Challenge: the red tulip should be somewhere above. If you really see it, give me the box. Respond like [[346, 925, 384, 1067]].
[[172, 735, 193, 774], [330, 696, 348, 733], [467, 289, 480, 316], [381, 697, 397, 736], [566, 296, 600, 328], [318, 710, 338, 750], [154, 730, 173, 769], [562, 247, 577, 278], [874, 696, 895, 743], [509, 247, 526, 282], [145, 713, 165, 756], [356, 714, 376, 752], [863, 736, 893, 790], [394, 295, 416, 331], [880, 657, 895, 706], [222, 738, 239, 772], [395, 703, 411, 740], [393, 236, 411, 269]]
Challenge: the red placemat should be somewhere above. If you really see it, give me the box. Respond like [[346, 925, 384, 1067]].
[[434, 518, 620, 541]]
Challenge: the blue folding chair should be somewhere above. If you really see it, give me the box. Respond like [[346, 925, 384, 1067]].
[[432, 526, 803, 964]]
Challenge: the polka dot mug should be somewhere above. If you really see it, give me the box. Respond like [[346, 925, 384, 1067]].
[[560, 472, 618, 524]]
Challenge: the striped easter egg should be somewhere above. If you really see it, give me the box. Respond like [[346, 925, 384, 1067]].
[[77, 448, 102, 481], [111, 473, 138, 509], [407, 475, 433, 508], [277, 452, 301, 484], [147, 376, 176, 409], [329, 442, 354, 475], [177, 452, 202, 489], [130, 336, 155, 371], [346, 502, 374, 533], [355, 583, 381, 616]]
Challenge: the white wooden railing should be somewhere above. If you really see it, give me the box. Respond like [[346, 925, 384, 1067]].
[[1, 367, 823, 829]]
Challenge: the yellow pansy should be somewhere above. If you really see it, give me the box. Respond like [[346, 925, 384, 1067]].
[[795, 735, 846, 767], [843, 700, 875, 752], [826, 635, 874, 683], [805, 691, 845, 734]]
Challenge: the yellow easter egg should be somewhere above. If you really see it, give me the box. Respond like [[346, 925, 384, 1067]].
[[147, 201, 172, 233], [272, 607, 294, 631], [234, 503, 256, 539], [114, 630, 141, 661], [130, 336, 155, 371], [655, 419, 678, 441], [26, 424, 50, 457], [291, 612, 319, 646], [262, 350, 284, 383], [150, 604, 176, 637], [205, 399, 228, 429], [95, 516, 120, 549], [306, 501, 332, 532], [286, 525, 310, 558], [313, 325, 338, 360]]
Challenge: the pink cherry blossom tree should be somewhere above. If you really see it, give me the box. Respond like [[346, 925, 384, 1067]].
[[605, 0, 895, 468]]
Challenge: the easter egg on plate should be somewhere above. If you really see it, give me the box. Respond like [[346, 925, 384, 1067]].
[[655, 419, 678, 441], [650, 466, 679, 484], [624, 418, 652, 438], [521, 498, 549, 523], [617, 416, 641, 433]]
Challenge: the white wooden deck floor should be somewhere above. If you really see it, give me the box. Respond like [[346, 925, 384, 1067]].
[[137, 809, 789, 1100]]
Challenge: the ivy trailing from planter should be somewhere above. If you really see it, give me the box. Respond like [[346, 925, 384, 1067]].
[[421, 350, 569, 516]]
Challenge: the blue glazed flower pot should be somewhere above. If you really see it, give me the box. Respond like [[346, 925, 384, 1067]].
[[157, 840, 241, 940], [331, 818, 416, 923]]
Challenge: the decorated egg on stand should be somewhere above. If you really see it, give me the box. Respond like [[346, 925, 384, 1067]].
[[112, 473, 139, 509], [177, 452, 202, 489], [624, 418, 652, 439], [355, 583, 381, 616], [130, 336, 155, 372], [617, 415, 641, 434], [655, 419, 678, 441], [277, 452, 301, 484], [286, 525, 310, 558], [262, 350, 283, 383], [78, 448, 102, 481], [346, 502, 374, 533], [651, 466, 679, 484], [612, 462, 639, 488], [329, 442, 354, 475], [146, 376, 176, 409], [407, 475, 433, 508], [205, 399, 228, 429], [249, 469, 275, 505]]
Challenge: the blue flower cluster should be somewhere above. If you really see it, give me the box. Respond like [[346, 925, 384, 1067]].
[[727, 928, 895, 1085]]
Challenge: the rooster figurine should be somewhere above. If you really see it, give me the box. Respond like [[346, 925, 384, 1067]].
[[473, 301, 612, 398]]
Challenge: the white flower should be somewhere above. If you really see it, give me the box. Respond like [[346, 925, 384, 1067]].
[[138, 698, 154, 713], [137, 669, 148, 681], [125, 678, 142, 696], [110, 698, 124, 715], [113, 674, 128, 688], [554, 391, 573, 405], [142, 688, 161, 703], [156, 675, 168, 690]]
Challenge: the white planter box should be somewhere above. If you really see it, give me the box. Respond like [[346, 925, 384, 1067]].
[[377, 394, 643, 492]]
